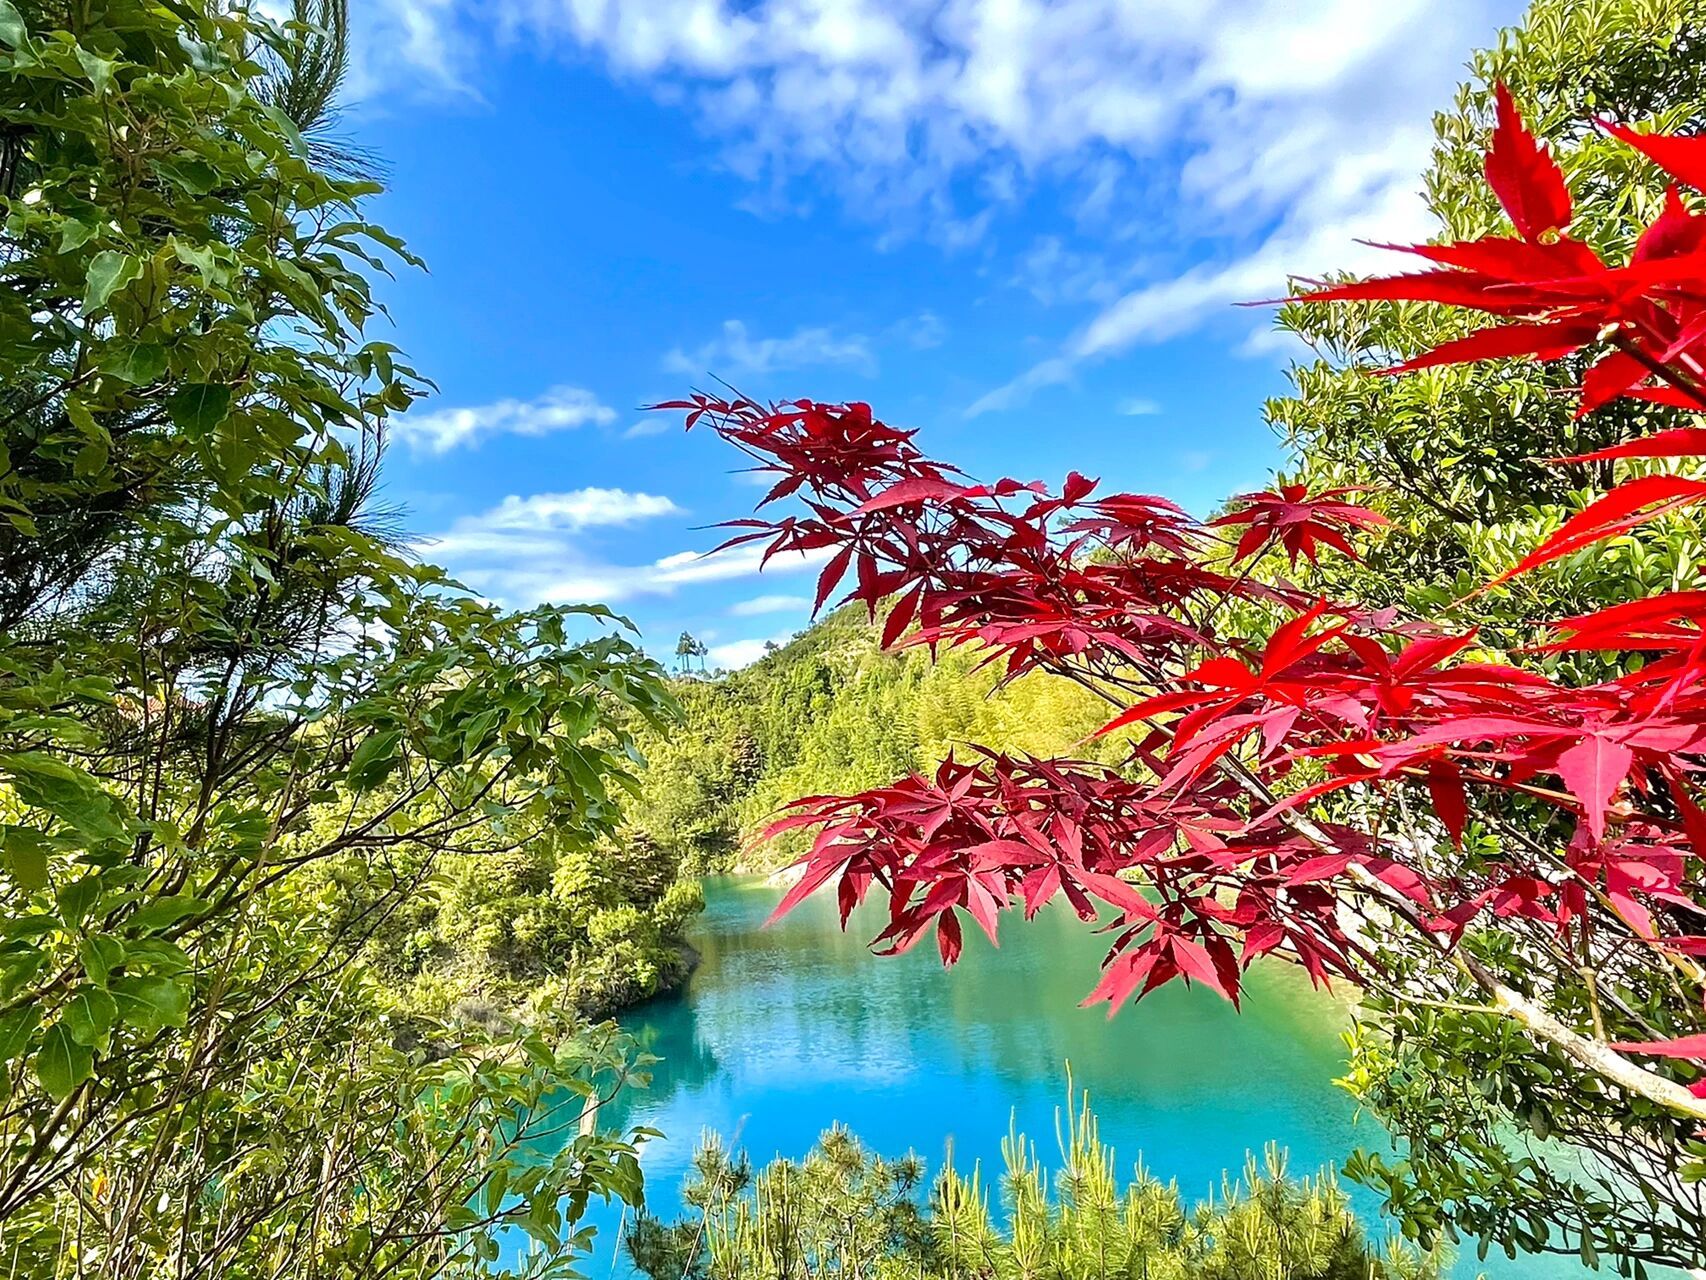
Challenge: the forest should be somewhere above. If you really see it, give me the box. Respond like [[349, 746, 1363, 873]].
[[3, 0, 1706, 1278], [627, 606, 1128, 874]]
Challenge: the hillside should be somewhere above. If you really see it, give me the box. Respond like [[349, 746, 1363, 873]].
[[625, 606, 1128, 873]]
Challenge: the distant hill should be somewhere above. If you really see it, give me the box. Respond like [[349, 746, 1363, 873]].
[[623, 606, 1126, 873]]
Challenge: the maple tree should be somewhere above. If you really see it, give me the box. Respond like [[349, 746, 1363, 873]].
[[668, 81, 1706, 1272]]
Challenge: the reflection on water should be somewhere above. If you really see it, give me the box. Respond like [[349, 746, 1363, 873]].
[[551, 877, 1561, 1278]]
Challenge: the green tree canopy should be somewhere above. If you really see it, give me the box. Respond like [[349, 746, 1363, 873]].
[[1267, 0, 1706, 1268], [0, 3, 674, 1274]]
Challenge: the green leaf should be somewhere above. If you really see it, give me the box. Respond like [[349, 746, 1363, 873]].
[[158, 159, 219, 196], [63, 397, 97, 435], [0, 942, 45, 1001], [258, 102, 309, 159], [74, 46, 114, 97], [98, 341, 167, 386], [126, 895, 205, 934], [0, 1, 25, 46], [0, 752, 125, 839], [78, 935, 124, 987], [166, 384, 233, 437], [58, 219, 96, 253], [110, 976, 188, 1033], [82, 251, 141, 315], [442, 1205, 481, 1231], [63, 985, 117, 1051], [0, 1004, 40, 1064], [175, 30, 220, 73], [461, 709, 501, 759], [34, 1023, 93, 1100], [72, 439, 109, 478], [484, 1164, 510, 1216], [55, 873, 101, 927], [347, 728, 402, 790], [121, 938, 190, 975], [171, 237, 228, 283], [1, 825, 49, 890]]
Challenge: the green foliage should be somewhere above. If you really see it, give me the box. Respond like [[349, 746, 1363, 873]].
[[0, 2, 673, 1275], [1263, 0, 1706, 1270], [346, 822, 705, 1028], [1267, 0, 1706, 645], [628, 606, 1126, 872], [630, 1088, 1447, 1280]]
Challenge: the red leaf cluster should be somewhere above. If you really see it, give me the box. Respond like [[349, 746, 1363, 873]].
[[1211, 484, 1389, 565], [1297, 85, 1706, 426], [666, 88, 1706, 1076]]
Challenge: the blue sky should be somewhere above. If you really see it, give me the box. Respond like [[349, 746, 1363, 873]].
[[341, 0, 1523, 668]]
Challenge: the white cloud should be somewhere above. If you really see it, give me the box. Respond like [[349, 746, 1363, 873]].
[[1117, 397, 1160, 417], [708, 632, 793, 668], [963, 355, 1075, 419], [454, 489, 681, 534], [649, 545, 827, 588], [358, 1, 1516, 234], [890, 310, 946, 350], [423, 489, 684, 584], [1072, 144, 1438, 359], [360, 0, 1523, 397], [729, 593, 810, 616], [1012, 236, 1132, 308], [417, 492, 829, 608], [664, 319, 874, 377], [347, 0, 469, 99], [970, 169, 1441, 414], [394, 386, 617, 455], [623, 418, 673, 440]]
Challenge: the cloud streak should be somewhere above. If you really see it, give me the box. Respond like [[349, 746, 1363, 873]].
[[355, 0, 1519, 408], [968, 164, 1445, 415], [394, 386, 617, 455], [707, 632, 793, 668], [417, 490, 829, 608], [664, 319, 874, 377], [357, 1, 1513, 239], [729, 593, 810, 616]]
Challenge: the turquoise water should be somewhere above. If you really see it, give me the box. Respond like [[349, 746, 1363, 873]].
[[559, 876, 1573, 1278]]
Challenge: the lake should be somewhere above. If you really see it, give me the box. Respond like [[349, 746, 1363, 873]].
[[563, 876, 1575, 1278]]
